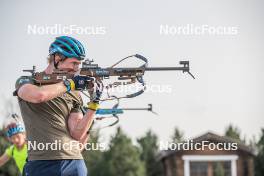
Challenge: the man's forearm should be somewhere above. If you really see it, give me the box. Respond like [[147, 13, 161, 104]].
[[79, 134, 89, 151], [72, 110, 96, 140], [18, 82, 67, 103], [37, 82, 67, 101]]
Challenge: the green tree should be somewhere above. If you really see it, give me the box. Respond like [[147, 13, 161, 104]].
[[82, 129, 104, 175], [101, 127, 146, 176], [0, 130, 20, 176], [137, 130, 163, 176], [0, 97, 21, 176], [255, 129, 264, 176], [224, 124, 241, 141], [170, 127, 184, 143]]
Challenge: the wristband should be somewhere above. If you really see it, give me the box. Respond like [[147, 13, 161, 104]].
[[63, 79, 75, 92], [87, 102, 100, 111]]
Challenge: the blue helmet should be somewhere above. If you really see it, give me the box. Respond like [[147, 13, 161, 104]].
[[49, 36, 86, 60], [6, 124, 25, 137], [5, 114, 25, 137]]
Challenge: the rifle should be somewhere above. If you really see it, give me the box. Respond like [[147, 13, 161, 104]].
[[96, 104, 156, 115], [22, 54, 195, 100], [83, 101, 157, 131]]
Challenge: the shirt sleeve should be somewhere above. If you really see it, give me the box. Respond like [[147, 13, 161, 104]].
[[5, 145, 14, 158], [15, 76, 34, 90], [14, 76, 35, 96]]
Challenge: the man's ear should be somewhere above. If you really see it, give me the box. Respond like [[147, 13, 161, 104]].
[[54, 54, 66, 68], [54, 54, 63, 69], [54, 54, 62, 63]]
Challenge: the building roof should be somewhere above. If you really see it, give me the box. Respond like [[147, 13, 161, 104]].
[[158, 131, 255, 161]]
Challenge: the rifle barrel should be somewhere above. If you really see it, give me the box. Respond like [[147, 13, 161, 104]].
[[145, 67, 188, 71], [120, 108, 150, 111], [101, 108, 149, 111]]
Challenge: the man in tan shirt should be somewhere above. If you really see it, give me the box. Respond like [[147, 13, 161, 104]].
[[15, 36, 102, 176]]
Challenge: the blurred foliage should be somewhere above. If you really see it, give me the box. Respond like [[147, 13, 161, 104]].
[[254, 128, 264, 176], [99, 127, 146, 176], [137, 130, 163, 176], [82, 129, 104, 176], [170, 127, 184, 143], [225, 124, 241, 141], [2, 120, 264, 176], [0, 130, 19, 176]]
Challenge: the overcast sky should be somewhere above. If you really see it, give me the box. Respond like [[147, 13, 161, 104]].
[[0, 0, 263, 143]]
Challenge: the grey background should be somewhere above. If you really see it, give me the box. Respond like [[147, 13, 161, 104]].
[[0, 0, 263, 142]]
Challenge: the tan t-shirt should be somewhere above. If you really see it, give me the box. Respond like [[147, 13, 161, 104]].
[[15, 76, 84, 160]]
